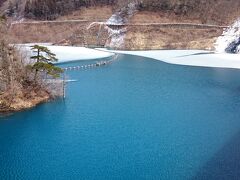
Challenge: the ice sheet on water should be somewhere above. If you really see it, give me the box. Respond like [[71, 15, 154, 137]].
[[17, 45, 115, 63], [99, 48, 240, 69]]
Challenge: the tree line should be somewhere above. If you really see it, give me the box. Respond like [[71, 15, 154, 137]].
[[24, 0, 116, 20]]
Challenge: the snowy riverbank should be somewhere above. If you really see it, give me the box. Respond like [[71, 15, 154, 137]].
[[98, 49, 240, 69], [17, 44, 115, 63]]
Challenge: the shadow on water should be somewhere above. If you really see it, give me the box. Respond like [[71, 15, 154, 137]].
[[192, 130, 240, 180]]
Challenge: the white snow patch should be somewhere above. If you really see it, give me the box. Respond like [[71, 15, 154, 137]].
[[107, 14, 124, 25], [215, 19, 240, 53], [105, 2, 139, 49]]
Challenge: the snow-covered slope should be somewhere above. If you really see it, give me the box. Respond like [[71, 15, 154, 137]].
[[215, 19, 240, 54]]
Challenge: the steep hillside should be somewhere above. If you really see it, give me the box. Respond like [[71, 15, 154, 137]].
[[2, 0, 240, 50], [0, 0, 116, 20], [1, 0, 239, 25], [140, 0, 240, 25], [123, 0, 240, 50], [24, 0, 116, 20]]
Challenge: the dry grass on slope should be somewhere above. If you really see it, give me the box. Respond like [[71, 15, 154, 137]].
[[56, 6, 113, 21], [124, 26, 223, 50], [139, 0, 240, 25]]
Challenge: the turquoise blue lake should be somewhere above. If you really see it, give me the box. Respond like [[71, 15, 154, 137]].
[[1, 54, 240, 179]]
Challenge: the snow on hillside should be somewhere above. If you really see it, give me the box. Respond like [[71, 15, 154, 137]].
[[215, 19, 240, 54]]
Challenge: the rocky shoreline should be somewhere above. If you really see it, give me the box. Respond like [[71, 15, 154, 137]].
[[0, 88, 51, 113]]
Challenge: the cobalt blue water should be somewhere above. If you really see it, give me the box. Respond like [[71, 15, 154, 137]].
[[1, 54, 240, 179]]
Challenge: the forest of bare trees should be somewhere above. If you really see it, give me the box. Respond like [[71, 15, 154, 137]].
[[0, 0, 238, 25], [0, 0, 238, 26], [0, 18, 28, 110], [24, 0, 116, 20]]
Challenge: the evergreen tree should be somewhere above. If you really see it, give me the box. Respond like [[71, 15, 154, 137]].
[[29, 45, 63, 81]]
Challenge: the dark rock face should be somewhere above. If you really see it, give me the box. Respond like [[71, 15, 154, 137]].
[[225, 37, 240, 54]]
